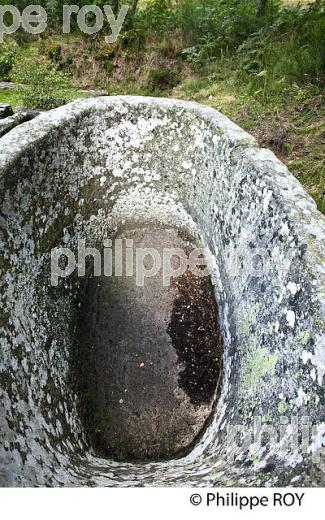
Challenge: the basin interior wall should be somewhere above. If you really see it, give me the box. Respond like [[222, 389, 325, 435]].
[[0, 97, 324, 487]]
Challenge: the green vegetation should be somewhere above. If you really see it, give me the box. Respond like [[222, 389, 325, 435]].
[[12, 52, 71, 109], [0, 42, 18, 80], [0, 0, 324, 211]]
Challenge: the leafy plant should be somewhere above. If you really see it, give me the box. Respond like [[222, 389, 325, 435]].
[[146, 66, 180, 91], [236, 0, 325, 99], [0, 42, 18, 81], [13, 53, 71, 109]]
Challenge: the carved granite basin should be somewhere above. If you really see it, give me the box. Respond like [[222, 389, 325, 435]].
[[0, 97, 324, 486]]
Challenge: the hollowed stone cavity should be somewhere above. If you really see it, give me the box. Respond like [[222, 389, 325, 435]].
[[0, 97, 324, 487]]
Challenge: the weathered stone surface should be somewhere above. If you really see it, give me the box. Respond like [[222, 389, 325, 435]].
[[0, 104, 13, 119], [79, 89, 109, 97], [0, 110, 39, 138], [0, 82, 16, 90], [75, 227, 221, 462], [0, 96, 324, 487]]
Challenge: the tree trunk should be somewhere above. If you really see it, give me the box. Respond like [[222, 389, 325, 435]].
[[130, 0, 139, 17], [257, 0, 268, 17]]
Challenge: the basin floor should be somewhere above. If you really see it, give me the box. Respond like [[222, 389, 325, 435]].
[[74, 227, 222, 461]]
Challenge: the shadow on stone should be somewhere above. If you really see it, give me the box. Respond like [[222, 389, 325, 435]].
[[72, 227, 223, 461]]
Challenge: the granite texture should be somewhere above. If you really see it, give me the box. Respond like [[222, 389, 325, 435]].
[[0, 96, 324, 487], [0, 110, 39, 138], [0, 105, 13, 120]]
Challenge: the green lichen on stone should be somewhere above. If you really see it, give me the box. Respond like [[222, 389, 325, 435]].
[[298, 330, 310, 346], [237, 304, 260, 338], [314, 318, 325, 332], [241, 346, 278, 396], [278, 400, 287, 414], [267, 324, 274, 335], [263, 410, 274, 422]]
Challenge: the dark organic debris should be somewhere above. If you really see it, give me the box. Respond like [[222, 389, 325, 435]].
[[168, 269, 222, 406]]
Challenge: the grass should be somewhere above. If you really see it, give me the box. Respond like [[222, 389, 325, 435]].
[[173, 69, 325, 214], [283, 0, 313, 4], [0, 88, 23, 108], [0, 87, 89, 109], [0, 0, 323, 212], [1, 56, 323, 215]]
